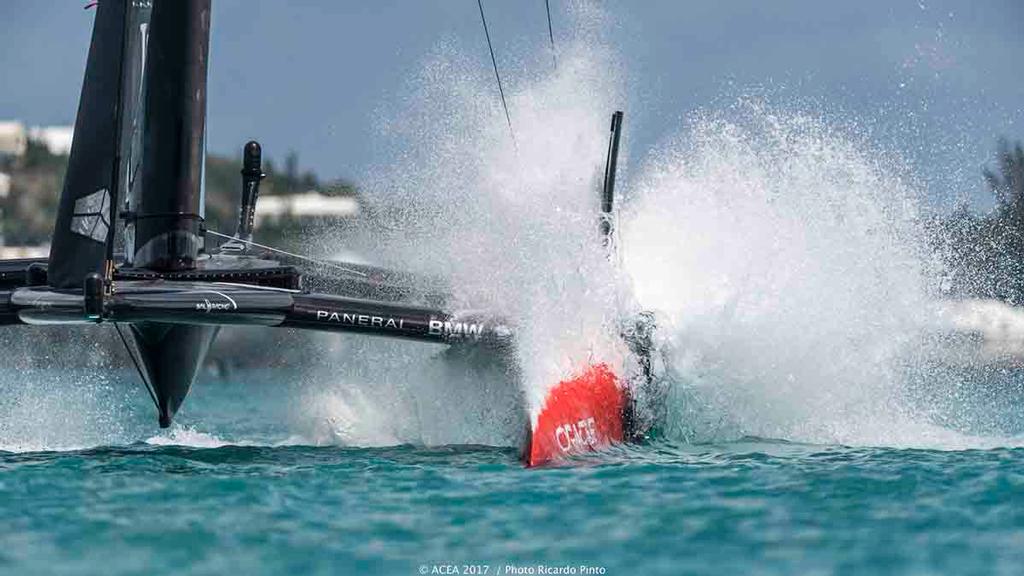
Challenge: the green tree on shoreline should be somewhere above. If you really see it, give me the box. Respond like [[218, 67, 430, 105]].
[[984, 139, 1024, 226]]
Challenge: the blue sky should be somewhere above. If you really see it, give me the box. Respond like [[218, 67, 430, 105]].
[[1, 1, 1022, 209]]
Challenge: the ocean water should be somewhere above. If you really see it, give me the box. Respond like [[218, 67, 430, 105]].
[[5, 433, 1024, 575], [2, 358, 1024, 575]]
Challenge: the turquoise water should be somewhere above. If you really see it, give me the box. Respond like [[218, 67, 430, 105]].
[[3, 338, 1024, 575], [4, 440, 1024, 575]]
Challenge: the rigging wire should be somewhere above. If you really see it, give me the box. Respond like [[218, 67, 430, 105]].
[[544, 0, 556, 67], [476, 0, 516, 146], [205, 229, 368, 277], [113, 322, 159, 409]]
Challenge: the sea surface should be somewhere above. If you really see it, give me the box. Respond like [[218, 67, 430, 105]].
[[3, 360, 1024, 576], [4, 438, 1024, 575]]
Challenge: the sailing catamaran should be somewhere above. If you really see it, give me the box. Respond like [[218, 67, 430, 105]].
[[0, 0, 650, 466]]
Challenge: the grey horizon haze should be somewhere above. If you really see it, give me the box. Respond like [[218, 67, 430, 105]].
[[1, 0, 1022, 210]]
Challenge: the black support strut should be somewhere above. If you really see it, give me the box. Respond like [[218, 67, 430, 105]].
[[600, 111, 623, 243]]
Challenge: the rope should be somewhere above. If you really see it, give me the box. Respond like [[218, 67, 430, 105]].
[[113, 322, 159, 410], [545, 0, 556, 67], [477, 0, 516, 146], [205, 229, 368, 277]]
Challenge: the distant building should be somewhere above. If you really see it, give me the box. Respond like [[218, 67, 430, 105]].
[[0, 121, 28, 158], [0, 122, 75, 158], [255, 190, 360, 226], [28, 125, 74, 156], [0, 245, 49, 259]]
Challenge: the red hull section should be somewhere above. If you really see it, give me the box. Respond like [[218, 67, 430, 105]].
[[526, 363, 626, 467]]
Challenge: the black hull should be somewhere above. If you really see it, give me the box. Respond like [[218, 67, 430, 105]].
[[127, 322, 219, 427], [0, 273, 512, 427], [2, 281, 510, 346]]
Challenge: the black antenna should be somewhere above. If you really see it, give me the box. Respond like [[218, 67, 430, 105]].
[[600, 111, 624, 243], [545, 0, 556, 67], [477, 0, 515, 145]]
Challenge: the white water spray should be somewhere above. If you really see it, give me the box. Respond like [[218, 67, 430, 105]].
[[618, 102, 1022, 448], [298, 5, 1024, 451], [303, 10, 628, 444]]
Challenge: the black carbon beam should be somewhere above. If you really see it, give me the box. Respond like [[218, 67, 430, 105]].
[[4, 283, 513, 346]]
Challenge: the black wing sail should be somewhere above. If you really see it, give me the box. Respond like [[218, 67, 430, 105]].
[[118, 1, 154, 265], [48, 0, 151, 288], [131, 0, 210, 271]]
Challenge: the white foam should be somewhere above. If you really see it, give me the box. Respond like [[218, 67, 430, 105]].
[[144, 426, 236, 449]]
